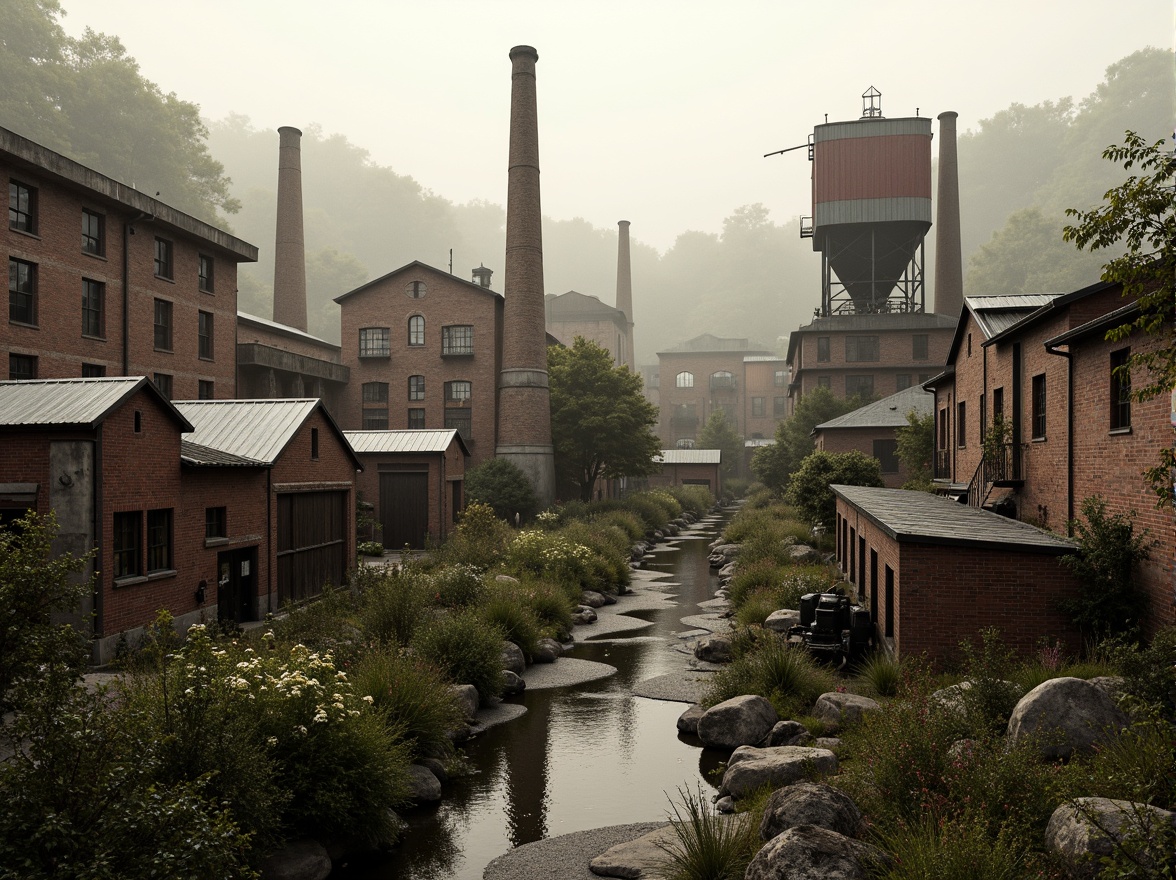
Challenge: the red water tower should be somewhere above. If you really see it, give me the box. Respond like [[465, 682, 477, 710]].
[[801, 88, 932, 316]]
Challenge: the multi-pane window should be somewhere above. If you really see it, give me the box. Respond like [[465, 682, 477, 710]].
[[1031, 374, 1047, 439], [153, 372, 172, 400], [956, 401, 967, 447], [445, 380, 471, 402], [82, 209, 104, 255], [408, 408, 425, 429], [9, 181, 35, 233], [1110, 348, 1131, 430], [113, 511, 141, 578], [362, 382, 389, 403], [198, 311, 213, 359], [895, 374, 912, 391], [817, 337, 830, 362], [445, 408, 471, 440], [406, 280, 426, 298], [205, 506, 227, 540], [153, 299, 172, 350], [817, 376, 831, 389], [675, 371, 694, 388], [82, 279, 104, 337], [773, 396, 787, 417], [408, 374, 425, 400], [873, 439, 899, 474], [154, 238, 173, 279], [9, 354, 36, 380], [198, 254, 214, 292], [147, 509, 173, 572], [359, 327, 391, 357], [441, 324, 473, 355], [362, 382, 389, 429], [846, 336, 880, 362], [408, 315, 425, 346], [912, 334, 929, 360], [362, 410, 388, 429], [9, 258, 36, 324], [846, 375, 874, 398], [773, 369, 787, 387], [710, 370, 735, 391], [82, 363, 105, 378], [751, 397, 765, 417], [198, 380, 214, 399]]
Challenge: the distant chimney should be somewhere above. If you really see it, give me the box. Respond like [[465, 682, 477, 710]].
[[472, 264, 493, 289], [615, 220, 636, 372], [934, 111, 963, 317], [273, 126, 308, 331], [496, 45, 555, 508]]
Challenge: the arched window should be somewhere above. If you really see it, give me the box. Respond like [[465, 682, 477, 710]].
[[408, 375, 425, 401], [675, 371, 694, 388], [676, 438, 695, 449], [710, 370, 735, 391], [406, 280, 427, 299], [408, 315, 425, 346]]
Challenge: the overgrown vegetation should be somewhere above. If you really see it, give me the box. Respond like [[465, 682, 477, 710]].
[[657, 786, 762, 880], [786, 450, 885, 530]]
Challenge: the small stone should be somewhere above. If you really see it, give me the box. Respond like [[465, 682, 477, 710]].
[[501, 670, 525, 696], [677, 703, 705, 734]]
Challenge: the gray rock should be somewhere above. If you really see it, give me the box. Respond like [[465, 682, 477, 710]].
[[694, 635, 734, 664], [589, 823, 680, 878], [760, 782, 862, 841], [533, 637, 562, 663], [1045, 798, 1176, 880], [406, 764, 442, 802], [677, 703, 705, 734], [501, 670, 526, 695], [745, 824, 892, 880], [719, 746, 838, 800], [451, 683, 480, 718], [418, 757, 447, 784], [812, 692, 880, 732], [1088, 675, 1127, 702], [761, 720, 808, 746], [719, 562, 737, 578], [259, 840, 332, 880], [813, 737, 842, 752], [763, 609, 801, 634], [788, 544, 824, 564], [1007, 677, 1129, 759], [715, 795, 736, 813], [494, 574, 519, 584], [501, 640, 526, 675], [573, 606, 599, 625], [697, 695, 779, 750], [582, 590, 608, 608]]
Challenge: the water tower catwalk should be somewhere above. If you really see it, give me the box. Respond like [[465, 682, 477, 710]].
[[802, 88, 931, 317]]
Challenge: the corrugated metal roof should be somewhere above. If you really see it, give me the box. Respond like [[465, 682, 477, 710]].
[[743, 355, 786, 363], [344, 429, 463, 455], [745, 438, 775, 447], [816, 386, 933, 431], [237, 311, 340, 349], [966, 294, 1061, 339], [655, 449, 722, 465], [180, 440, 265, 467], [174, 399, 319, 465], [0, 377, 192, 430]]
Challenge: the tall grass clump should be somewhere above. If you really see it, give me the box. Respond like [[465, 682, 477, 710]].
[[704, 635, 838, 719], [480, 582, 543, 659], [879, 818, 1024, 880], [592, 509, 646, 543], [656, 786, 761, 880], [557, 519, 631, 590], [414, 610, 505, 704], [667, 484, 713, 517], [270, 584, 362, 659], [854, 651, 903, 698], [646, 490, 683, 522], [434, 501, 513, 569], [623, 493, 671, 533], [515, 577, 575, 640], [430, 563, 486, 609], [358, 567, 433, 647]]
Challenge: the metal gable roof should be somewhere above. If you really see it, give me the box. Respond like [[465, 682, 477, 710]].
[[0, 377, 192, 430], [966, 294, 1060, 339], [344, 429, 469, 456], [655, 449, 722, 465], [815, 386, 934, 432], [173, 399, 320, 465], [180, 440, 266, 467]]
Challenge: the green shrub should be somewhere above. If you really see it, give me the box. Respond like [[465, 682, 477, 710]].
[[358, 568, 433, 647], [436, 501, 514, 569], [725, 559, 789, 609], [955, 628, 1023, 736], [270, 585, 363, 660], [879, 818, 1024, 880], [481, 583, 543, 659], [1097, 625, 1176, 722], [656, 786, 761, 880], [647, 490, 683, 521], [724, 477, 750, 499], [623, 493, 671, 532], [357, 541, 385, 557], [786, 450, 885, 530], [704, 635, 838, 719], [855, 652, 903, 698], [733, 589, 783, 627], [516, 577, 575, 640], [431, 563, 486, 609], [464, 458, 539, 523], [1075, 717, 1176, 808], [503, 528, 620, 598], [593, 509, 647, 543], [414, 610, 505, 703], [667, 485, 714, 516]]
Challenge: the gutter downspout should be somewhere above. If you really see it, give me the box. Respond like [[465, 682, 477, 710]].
[[122, 211, 154, 376], [93, 426, 104, 651], [266, 468, 273, 614], [1045, 341, 1075, 531]]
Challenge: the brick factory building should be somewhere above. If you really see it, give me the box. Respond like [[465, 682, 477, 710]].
[[813, 385, 934, 488]]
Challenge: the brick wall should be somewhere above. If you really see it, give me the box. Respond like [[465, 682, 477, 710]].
[[815, 426, 909, 488], [658, 350, 767, 446], [353, 443, 466, 544], [647, 462, 720, 496]]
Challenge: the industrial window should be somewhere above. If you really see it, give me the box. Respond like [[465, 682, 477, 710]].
[[82, 209, 104, 255], [406, 280, 426, 299], [147, 509, 173, 573], [408, 315, 426, 346], [752, 397, 765, 417], [884, 566, 894, 638], [82, 363, 105, 378], [676, 438, 695, 449], [676, 371, 694, 388], [9, 354, 36, 381], [938, 407, 949, 448], [198, 254, 214, 292], [956, 400, 967, 447], [846, 336, 879, 362], [359, 327, 391, 357], [153, 299, 173, 350], [153, 373, 172, 399], [992, 387, 1004, 422], [710, 370, 735, 391], [445, 408, 471, 441], [846, 375, 874, 398], [1031, 374, 1046, 439], [1110, 348, 1131, 430], [441, 324, 473, 355], [9, 258, 36, 325], [9, 181, 36, 233], [912, 334, 928, 360], [82, 279, 104, 338], [362, 410, 388, 430], [362, 382, 388, 429], [154, 237, 173, 279], [113, 511, 141, 579], [895, 374, 911, 391], [873, 438, 899, 473], [817, 376, 831, 389], [198, 311, 213, 359], [773, 369, 787, 387], [198, 380, 214, 399], [205, 506, 227, 540], [311, 427, 319, 460], [446, 380, 472, 402], [362, 382, 388, 403], [773, 396, 787, 417], [817, 337, 830, 362], [408, 408, 425, 429], [408, 374, 425, 400]]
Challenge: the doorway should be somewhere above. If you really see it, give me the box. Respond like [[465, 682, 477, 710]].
[[217, 546, 257, 624]]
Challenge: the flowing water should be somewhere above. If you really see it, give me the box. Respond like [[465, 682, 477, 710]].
[[337, 511, 729, 879]]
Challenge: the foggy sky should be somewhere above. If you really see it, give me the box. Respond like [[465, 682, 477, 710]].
[[59, 0, 1172, 252]]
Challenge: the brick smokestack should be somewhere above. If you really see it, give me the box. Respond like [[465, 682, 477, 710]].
[[933, 111, 963, 318], [497, 45, 556, 508], [273, 126, 308, 331], [615, 220, 636, 372]]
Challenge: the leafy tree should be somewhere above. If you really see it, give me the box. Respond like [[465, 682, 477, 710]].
[[786, 450, 885, 530], [896, 408, 935, 491], [751, 387, 867, 493], [965, 206, 1103, 295], [548, 337, 660, 502], [1062, 131, 1175, 506], [465, 458, 538, 524], [697, 410, 743, 479]]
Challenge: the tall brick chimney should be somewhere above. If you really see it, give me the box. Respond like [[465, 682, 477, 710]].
[[615, 220, 636, 372], [933, 111, 963, 318], [496, 45, 556, 508], [273, 126, 308, 331]]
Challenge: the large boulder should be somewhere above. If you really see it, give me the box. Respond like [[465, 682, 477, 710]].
[[697, 695, 779, 750], [677, 703, 705, 734], [812, 693, 880, 732], [694, 635, 734, 664], [763, 609, 801, 634], [761, 720, 808, 747], [719, 746, 838, 800], [745, 824, 892, 880], [788, 544, 824, 564], [760, 782, 863, 841], [501, 670, 526, 696], [259, 840, 332, 880], [1007, 677, 1129, 759], [500, 640, 526, 675], [581, 590, 608, 608], [406, 764, 442, 802], [1045, 798, 1176, 880], [533, 638, 562, 663], [451, 684, 480, 718]]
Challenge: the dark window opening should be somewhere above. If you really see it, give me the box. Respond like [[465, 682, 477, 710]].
[[817, 336, 830, 362], [153, 299, 173, 350], [82, 279, 104, 337], [9, 258, 37, 325], [147, 509, 173, 572], [359, 327, 391, 357], [82, 209, 104, 255], [441, 324, 473, 355], [154, 238, 173, 279], [206, 506, 227, 540], [113, 511, 141, 578], [1110, 348, 1131, 430], [846, 336, 879, 362], [9, 354, 36, 381], [873, 438, 899, 474], [408, 408, 425, 429], [1031, 374, 1046, 439], [198, 254, 214, 292], [198, 311, 213, 360], [9, 181, 36, 233]]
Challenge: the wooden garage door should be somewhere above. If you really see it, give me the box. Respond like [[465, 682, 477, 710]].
[[380, 471, 429, 550], [277, 490, 347, 604]]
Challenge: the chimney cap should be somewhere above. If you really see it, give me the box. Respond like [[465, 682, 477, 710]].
[[617, 220, 631, 227], [937, 111, 959, 122], [277, 125, 303, 137], [509, 45, 538, 62]]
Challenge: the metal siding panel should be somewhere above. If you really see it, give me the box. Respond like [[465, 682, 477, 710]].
[[813, 135, 932, 204]]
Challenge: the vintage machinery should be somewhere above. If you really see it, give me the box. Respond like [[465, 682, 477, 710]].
[[789, 591, 873, 664]]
